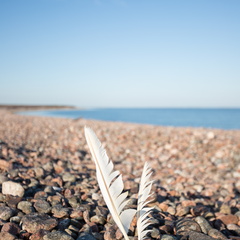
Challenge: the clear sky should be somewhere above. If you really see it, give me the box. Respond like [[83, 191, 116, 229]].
[[1, 0, 240, 108]]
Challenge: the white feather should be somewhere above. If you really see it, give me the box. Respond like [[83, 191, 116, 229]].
[[137, 162, 153, 240], [84, 127, 136, 240]]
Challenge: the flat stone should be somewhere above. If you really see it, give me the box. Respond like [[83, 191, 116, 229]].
[[43, 231, 74, 240], [0, 206, 14, 220], [2, 181, 25, 197], [21, 213, 58, 233]]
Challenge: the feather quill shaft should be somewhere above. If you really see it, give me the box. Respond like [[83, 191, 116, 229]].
[[84, 127, 136, 240], [137, 162, 153, 240]]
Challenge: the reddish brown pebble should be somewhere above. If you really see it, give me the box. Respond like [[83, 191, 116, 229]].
[[1, 222, 20, 235], [159, 203, 169, 212], [181, 200, 196, 207], [218, 214, 239, 225], [29, 229, 49, 240]]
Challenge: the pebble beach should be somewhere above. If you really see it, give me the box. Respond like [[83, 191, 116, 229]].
[[0, 108, 240, 240]]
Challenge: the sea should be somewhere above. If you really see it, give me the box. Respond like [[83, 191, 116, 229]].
[[18, 108, 240, 130]]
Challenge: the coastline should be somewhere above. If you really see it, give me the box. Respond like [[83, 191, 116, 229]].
[[0, 108, 239, 239]]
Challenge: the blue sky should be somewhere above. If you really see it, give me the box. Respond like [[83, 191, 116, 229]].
[[0, 0, 240, 108]]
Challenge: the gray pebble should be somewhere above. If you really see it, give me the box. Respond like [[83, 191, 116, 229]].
[[151, 227, 160, 238], [42, 162, 54, 172], [52, 204, 69, 218], [58, 218, 71, 231], [227, 223, 240, 235], [90, 215, 106, 225], [43, 231, 74, 240], [176, 219, 201, 235], [195, 216, 213, 234], [0, 206, 14, 220], [161, 234, 177, 240], [17, 201, 34, 214], [62, 172, 76, 183], [10, 216, 21, 223], [21, 213, 58, 233], [185, 231, 216, 240], [34, 199, 52, 213], [68, 196, 80, 208], [235, 211, 240, 218], [208, 228, 228, 240]]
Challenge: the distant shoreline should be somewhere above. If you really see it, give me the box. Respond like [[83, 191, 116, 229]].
[[0, 104, 77, 112]]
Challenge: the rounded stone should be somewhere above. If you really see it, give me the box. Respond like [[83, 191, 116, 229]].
[[17, 201, 34, 214], [2, 181, 25, 197], [21, 213, 58, 233], [0, 206, 14, 220], [34, 199, 52, 214]]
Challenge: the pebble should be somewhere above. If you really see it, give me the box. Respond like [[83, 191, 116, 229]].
[[176, 206, 190, 217], [51, 204, 69, 218], [21, 213, 58, 233], [185, 230, 216, 240], [62, 173, 76, 183], [34, 199, 52, 214], [0, 206, 14, 220], [43, 231, 74, 240], [195, 216, 213, 234], [1, 222, 21, 235], [17, 201, 34, 214], [208, 229, 228, 239], [220, 204, 232, 214], [2, 181, 25, 197], [176, 219, 202, 234], [161, 235, 177, 240], [227, 223, 240, 235], [29, 229, 49, 240], [151, 227, 160, 238], [218, 214, 239, 225]]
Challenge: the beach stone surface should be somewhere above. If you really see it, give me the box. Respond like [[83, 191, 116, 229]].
[[0, 109, 239, 239]]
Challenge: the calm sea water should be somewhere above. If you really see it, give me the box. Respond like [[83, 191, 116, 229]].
[[19, 108, 240, 130]]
